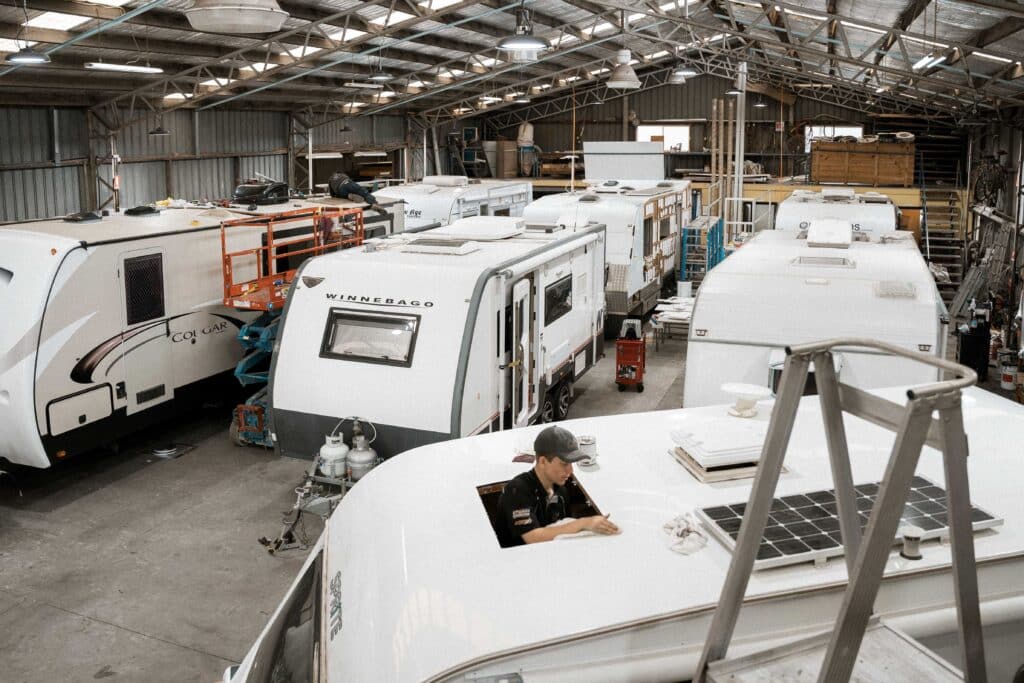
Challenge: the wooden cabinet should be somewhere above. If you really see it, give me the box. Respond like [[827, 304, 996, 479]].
[[810, 141, 914, 187]]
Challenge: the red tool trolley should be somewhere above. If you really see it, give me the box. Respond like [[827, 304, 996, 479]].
[[615, 319, 645, 392]]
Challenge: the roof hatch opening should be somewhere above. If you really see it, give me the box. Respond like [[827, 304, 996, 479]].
[[478, 474, 603, 548]]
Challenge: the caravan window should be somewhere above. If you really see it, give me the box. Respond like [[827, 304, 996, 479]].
[[544, 275, 572, 326], [659, 216, 672, 239], [643, 217, 654, 257], [320, 308, 420, 367], [124, 254, 165, 325]]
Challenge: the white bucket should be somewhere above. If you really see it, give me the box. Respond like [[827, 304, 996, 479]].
[[1000, 365, 1017, 390]]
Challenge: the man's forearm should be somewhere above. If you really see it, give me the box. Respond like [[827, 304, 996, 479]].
[[521, 519, 588, 544]]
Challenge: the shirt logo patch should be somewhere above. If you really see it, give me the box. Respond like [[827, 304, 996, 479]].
[[512, 508, 531, 520]]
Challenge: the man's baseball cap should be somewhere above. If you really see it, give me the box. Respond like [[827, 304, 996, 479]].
[[534, 425, 586, 463]]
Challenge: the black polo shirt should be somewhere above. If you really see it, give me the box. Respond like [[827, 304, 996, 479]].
[[496, 469, 568, 548]]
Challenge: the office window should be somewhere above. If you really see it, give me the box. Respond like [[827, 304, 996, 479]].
[[636, 124, 691, 151]]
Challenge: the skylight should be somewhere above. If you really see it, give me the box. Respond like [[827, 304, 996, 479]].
[[369, 10, 415, 27], [240, 62, 276, 73], [583, 21, 615, 35], [645, 50, 670, 60], [327, 28, 367, 42], [24, 12, 90, 31], [552, 34, 580, 47], [284, 45, 323, 58], [408, 79, 431, 87], [418, 0, 463, 8], [590, 67, 610, 75], [0, 39, 36, 52], [163, 93, 193, 101], [473, 55, 501, 67]]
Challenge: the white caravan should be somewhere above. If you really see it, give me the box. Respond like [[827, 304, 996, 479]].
[[226, 385, 1024, 682], [269, 216, 606, 461], [683, 221, 947, 407], [522, 178, 690, 332], [227, 195, 405, 238], [373, 175, 533, 230], [0, 208, 271, 468], [775, 188, 899, 232]]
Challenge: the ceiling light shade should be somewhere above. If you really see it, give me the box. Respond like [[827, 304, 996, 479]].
[[514, 95, 531, 104], [673, 67, 698, 77], [85, 61, 163, 74], [185, 0, 288, 34], [5, 46, 49, 64], [753, 99, 768, 108], [725, 87, 742, 95], [509, 48, 540, 64], [607, 49, 640, 89], [668, 72, 687, 85], [497, 8, 549, 51], [148, 125, 171, 136], [367, 69, 393, 82]]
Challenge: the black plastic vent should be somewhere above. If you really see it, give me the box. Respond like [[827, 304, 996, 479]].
[[124, 253, 165, 325]]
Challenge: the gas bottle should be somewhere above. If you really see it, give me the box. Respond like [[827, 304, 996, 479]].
[[348, 423, 378, 481], [318, 435, 349, 478]]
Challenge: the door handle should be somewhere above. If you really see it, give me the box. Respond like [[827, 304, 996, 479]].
[[500, 360, 521, 370]]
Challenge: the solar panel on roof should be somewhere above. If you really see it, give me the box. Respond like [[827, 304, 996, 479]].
[[697, 475, 1003, 570]]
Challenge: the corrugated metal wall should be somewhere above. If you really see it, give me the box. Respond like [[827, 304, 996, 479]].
[[239, 154, 287, 182], [311, 115, 407, 147], [171, 157, 236, 202], [0, 166, 83, 223]]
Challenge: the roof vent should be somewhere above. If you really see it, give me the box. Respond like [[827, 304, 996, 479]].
[[427, 217, 525, 240], [821, 188, 856, 202], [875, 280, 917, 299], [578, 193, 600, 203], [402, 238, 480, 255], [806, 218, 853, 248], [422, 175, 469, 187], [657, 181, 673, 188]]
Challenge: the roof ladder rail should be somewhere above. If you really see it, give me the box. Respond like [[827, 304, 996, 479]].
[[694, 338, 986, 683]]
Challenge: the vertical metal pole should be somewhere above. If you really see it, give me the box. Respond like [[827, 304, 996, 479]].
[[109, 132, 120, 213], [733, 63, 747, 210], [937, 398, 987, 682], [813, 351, 861, 571], [431, 127, 442, 176], [307, 126, 314, 192], [725, 99, 735, 237], [710, 99, 718, 216], [817, 399, 933, 683], [193, 110, 200, 156], [695, 352, 812, 682], [621, 95, 629, 141], [423, 128, 429, 177], [50, 107, 61, 164]]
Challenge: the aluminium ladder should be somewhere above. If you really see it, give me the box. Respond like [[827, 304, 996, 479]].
[[694, 338, 986, 682]]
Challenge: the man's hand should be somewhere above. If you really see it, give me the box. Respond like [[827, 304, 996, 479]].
[[581, 515, 620, 535]]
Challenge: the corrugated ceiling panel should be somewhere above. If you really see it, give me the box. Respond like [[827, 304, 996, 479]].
[[0, 166, 82, 223]]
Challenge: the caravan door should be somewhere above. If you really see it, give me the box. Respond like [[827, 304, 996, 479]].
[[511, 278, 533, 427], [117, 249, 174, 415]]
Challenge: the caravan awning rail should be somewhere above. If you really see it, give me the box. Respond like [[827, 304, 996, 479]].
[[221, 206, 364, 311]]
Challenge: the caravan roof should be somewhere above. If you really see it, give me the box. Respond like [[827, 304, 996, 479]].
[[241, 385, 1024, 681], [0, 207, 230, 245]]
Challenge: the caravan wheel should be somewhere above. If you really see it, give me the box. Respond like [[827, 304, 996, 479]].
[[540, 393, 556, 423], [554, 382, 572, 421]]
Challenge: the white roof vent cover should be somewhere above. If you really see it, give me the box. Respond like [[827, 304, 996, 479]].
[[806, 218, 853, 248], [428, 217, 526, 241], [402, 238, 480, 255]]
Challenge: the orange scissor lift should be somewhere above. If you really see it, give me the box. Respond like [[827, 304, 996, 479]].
[[221, 206, 365, 446]]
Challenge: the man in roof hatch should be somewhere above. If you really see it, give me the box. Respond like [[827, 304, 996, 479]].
[[497, 425, 620, 547]]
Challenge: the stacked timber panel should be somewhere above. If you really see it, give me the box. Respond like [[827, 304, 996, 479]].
[[810, 141, 915, 187]]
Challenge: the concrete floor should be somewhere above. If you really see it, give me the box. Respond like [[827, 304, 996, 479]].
[[0, 331, 1015, 683]]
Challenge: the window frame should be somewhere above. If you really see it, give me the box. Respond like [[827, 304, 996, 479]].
[[543, 274, 573, 327], [636, 123, 691, 152], [319, 307, 421, 368]]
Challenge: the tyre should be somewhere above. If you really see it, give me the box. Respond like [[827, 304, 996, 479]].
[[229, 420, 245, 447], [617, 383, 626, 392], [554, 382, 572, 421], [540, 393, 556, 423], [638, 383, 645, 393]]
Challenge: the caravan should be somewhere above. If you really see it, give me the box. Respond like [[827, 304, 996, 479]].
[[0, 207, 268, 468], [269, 216, 606, 461], [683, 220, 947, 407], [774, 188, 899, 232], [225, 382, 1024, 682], [373, 176, 533, 230], [522, 178, 690, 332]]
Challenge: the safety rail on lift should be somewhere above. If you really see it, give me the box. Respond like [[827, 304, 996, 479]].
[[221, 205, 365, 312]]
